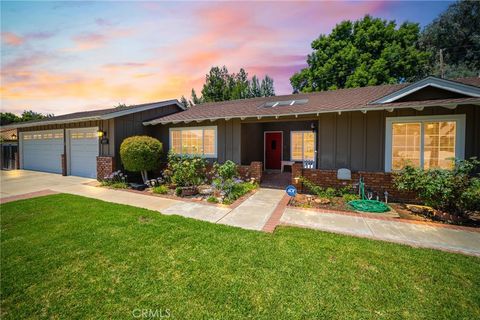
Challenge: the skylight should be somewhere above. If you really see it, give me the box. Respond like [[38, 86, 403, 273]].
[[259, 99, 308, 108]]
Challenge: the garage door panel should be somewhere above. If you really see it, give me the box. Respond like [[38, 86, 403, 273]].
[[21, 130, 63, 174], [68, 128, 99, 178]]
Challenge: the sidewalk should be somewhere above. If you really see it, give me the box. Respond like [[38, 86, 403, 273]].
[[281, 207, 480, 256]]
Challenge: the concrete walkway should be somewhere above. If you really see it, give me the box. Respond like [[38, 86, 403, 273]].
[[0, 170, 271, 229], [217, 188, 285, 230], [3, 171, 480, 256], [281, 207, 480, 256]]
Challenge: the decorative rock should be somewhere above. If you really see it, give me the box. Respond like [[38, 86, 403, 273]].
[[406, 204, 434, 215], [198, 185, 214, 195], [314, 198, 330, 205]]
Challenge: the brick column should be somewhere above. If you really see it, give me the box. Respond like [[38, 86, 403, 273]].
[[61, 154, 67, 176], [97, 156, 115, 180], [250, 161, 263, 182], [292, 163, 303, 191]]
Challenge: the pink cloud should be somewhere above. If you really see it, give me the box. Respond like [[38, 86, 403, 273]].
[[1, 32, 24, 46]]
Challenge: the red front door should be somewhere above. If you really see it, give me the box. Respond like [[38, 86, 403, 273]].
[[265, 132, 282, 170]]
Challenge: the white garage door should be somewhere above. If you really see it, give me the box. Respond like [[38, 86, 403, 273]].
[[68, 128, 99, 178], [21, 130, 64, 174]]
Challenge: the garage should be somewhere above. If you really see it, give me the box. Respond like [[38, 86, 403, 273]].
[[20, 130, 64, 174], [67, 128, 99, 178]]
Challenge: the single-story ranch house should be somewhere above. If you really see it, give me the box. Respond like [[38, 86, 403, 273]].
[[4, 76, 480, 197]]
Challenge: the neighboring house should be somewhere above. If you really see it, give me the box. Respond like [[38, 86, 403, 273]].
[[2, 100, 183, 178], [0, 128, 18, 170], [2, 76, 480, 198]]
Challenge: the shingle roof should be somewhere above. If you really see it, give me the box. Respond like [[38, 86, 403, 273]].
[[2, 100, 182, 129], [145, 77, 480, 124]]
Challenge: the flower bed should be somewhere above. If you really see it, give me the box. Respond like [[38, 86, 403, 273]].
[[99, 152, 259, 206]]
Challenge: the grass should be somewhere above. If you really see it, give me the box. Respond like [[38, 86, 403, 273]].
[[1, 194, 479, 319]]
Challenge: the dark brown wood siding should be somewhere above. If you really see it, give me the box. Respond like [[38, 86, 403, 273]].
[[317, 104, 479, 171], [17, 120, 114, 156], [114, 104, 182, 168], [151, 119, 242, 164], [151, 104, 479, 171]]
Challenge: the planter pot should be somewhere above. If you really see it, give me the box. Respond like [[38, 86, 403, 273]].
[[180, 187, 198, 197]]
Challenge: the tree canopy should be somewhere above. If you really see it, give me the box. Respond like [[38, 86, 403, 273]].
[[290, 15, 430, 93], [0, 110, 53, 125], [420, 0, 480, 78], [181, 66, 275, 107]]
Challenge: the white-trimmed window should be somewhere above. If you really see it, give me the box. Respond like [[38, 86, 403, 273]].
[[291, 131, 316, 161], [385, 114, 465, 171], [169, 126, 217, 157]]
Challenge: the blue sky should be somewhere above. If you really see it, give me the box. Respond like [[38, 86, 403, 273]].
[[1, 1, 453, 115]]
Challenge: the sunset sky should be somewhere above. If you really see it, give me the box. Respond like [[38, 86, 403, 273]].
[[1, 1, 452, 116]]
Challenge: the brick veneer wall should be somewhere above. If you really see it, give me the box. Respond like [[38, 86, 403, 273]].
[[291, 163, 416, 202], [97, 156, 115, 180], [238, 161, 263, 183]]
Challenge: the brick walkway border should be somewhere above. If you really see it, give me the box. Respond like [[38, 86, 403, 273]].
[[287, 205, 480, 233], [263, 194, 290, 233], [0, 189, 59, 204]]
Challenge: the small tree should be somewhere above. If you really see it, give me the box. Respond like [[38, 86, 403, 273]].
[[120, 136, 163, 183]]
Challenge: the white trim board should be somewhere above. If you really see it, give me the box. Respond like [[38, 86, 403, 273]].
[[373, 76, 480, 104], [384, 114, 466, 172]]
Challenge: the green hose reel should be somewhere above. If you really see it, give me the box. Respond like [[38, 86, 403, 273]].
[[348, 177, 390, 213]]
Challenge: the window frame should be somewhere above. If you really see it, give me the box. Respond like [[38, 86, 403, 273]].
[[290, 130, 317, 162], [385, 114, 466, 172], [169, 126, 218, 158]]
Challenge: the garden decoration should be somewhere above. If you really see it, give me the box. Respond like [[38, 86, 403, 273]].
[[348, 177, 390, 213]]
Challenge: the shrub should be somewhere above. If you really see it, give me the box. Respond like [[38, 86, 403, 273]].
[[394, 158, 480, 216], [167, 151, 207, 187], [152, 185, 169, 194], [175, 186, 182, 197], [224, 181, 257, 203], [343, 193, 360, 203], [120, 136, 162, 182], [214, 160, 238, 181], [207, 196, 219, 203], [299, 177, 337, 199]]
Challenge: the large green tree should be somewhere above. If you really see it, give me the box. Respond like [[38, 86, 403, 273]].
[[290, 15, 430, 93], [0, 110, 53, 125], [182, 66, 275, 106], [420, 0, 480, 78]]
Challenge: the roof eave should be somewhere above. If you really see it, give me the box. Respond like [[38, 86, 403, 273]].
[[143, 100, 480, 125], [2, 99, 183, 129]]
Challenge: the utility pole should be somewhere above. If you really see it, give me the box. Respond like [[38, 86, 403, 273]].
[[439, 48, 445, 78]]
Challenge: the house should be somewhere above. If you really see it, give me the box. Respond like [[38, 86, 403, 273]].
[[2, 100, 183, 178], [1, 128, 18, 170], [3, 76, 480, 198], [142, 76, 480, 198]]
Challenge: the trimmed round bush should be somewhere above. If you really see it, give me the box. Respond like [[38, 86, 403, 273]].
[[120, 136, 163, 182]]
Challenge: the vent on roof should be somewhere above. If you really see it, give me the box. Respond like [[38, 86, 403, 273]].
[[259, 99, 308, 108]]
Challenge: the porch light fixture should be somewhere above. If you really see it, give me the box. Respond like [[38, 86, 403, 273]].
[[310, 123, 316, 132], [97, 130, 106, 138], [11, 133, 17, 139], [294, 176, 300, 184]]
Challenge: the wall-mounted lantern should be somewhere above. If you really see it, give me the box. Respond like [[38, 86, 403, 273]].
[[11, 133, 17, 140], [97, 130, 106, 138], [310, 122, 316, 133]]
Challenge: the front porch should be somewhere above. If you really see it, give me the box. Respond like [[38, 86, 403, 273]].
[[240, 119, 317, 189]]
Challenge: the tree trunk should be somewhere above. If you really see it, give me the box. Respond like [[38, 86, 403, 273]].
[[141, 170, 148, 183]]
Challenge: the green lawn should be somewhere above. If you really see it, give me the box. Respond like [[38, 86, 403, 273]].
[[1, 194, 479, 319]]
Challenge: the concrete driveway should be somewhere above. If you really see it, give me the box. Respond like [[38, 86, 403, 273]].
[[0, 170, 281, 231]]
